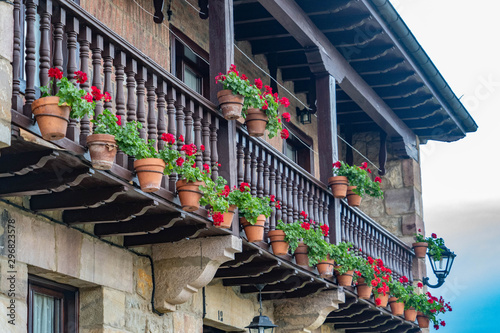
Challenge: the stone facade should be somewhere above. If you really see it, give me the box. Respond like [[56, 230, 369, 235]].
[[0, 2, 13, 149]]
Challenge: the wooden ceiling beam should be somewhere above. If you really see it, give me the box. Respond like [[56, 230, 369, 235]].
[[261, 283, 329, 300], [93, 212, 185, 237], [220, 249, 263, 268], [240, 277, 314, 294], [222, 268, 298, 286], [215, 260, 280, 278], [0, 150, 59, 177], [124, 224, 208, 247]]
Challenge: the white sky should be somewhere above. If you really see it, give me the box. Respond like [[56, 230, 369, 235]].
[[391, 0, 500, 330]]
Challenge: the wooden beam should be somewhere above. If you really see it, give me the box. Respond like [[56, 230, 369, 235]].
[[93, 212, 185, 237], [123, 225, 208, 247], [222, 268, 298, 286], [215, 261, 280, 278], [335, 315, 389, 329], [260, 283, 329, 300], [240, 277, 313, 293], [30, 186, 128, 211], [221, 249, 263, 268], [0, 150, 59, 177], [0, 168, 94, 197], [63, 200, 159, 224], [257, 0, 418, 160]]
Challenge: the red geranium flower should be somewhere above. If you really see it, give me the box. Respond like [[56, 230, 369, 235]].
[[161, 133, 175, 144], [262, 100, 268, 110], [241, 74, 248, 81], [376, 258, 384, 267], [367, 168, 371, 174], [367, 256, 374, 265], [265, 85, 272, 94], [91, 86, 104, 101], [175, 157, 185, 166], [239, 182, 250, 192], [220, 185, 230, 197], [300, 211, 307, 219], [103, 91, 112, 103], [178, 135, 184, 142], [355, 271, 362, 277], [254, 78, 263, 89], [371, 280, 378, 287], [320, 224, 329, 237], [280, 128, 289, 139], [203, 164, 210, 173], [279, 97, 290, 107], [181, 143, 198, 156], [270, 195, 276, 202], [212, 212, 224, 226], [431, 233, 437, 238], [360, 162, 368, 169], [74, 70, 87, 84], [375, 298, 382, 306], [200, 144, 205, 151], [83, 92, 93, 103], [417, 282, 423, 288], [116, 115, 122, 126], [440, 321, 446, 327], [375, 176, 382, 183], [282, 112, 291, 122], [434, 324, 440, 330], [399, 276, 409, 283], [301, 222, 310, 230], [48, 67, 63, 79], [333, 161, 341, 168]]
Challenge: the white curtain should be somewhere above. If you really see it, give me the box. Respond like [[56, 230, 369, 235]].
[[33, 293, 55, 333]]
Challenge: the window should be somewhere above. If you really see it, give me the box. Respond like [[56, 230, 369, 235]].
[[282, 124, 313, 173], [28, 276, 79, 333], [170, 26, 209, 98]]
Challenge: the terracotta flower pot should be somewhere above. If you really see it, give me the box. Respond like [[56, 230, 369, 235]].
[[404, 308, 417, 322], [217, 89, 244, 120], [176, 179, 205, 212], [241, 215, 266, 242], [32, 96, 70, 141], [134, 158, 165, 192], [375, 293, 389, 307], [216, 205, 237, 229], [347, 186, 362, 207], [412, 242, 429, 258], [268, 229, 289, 255], [245, 108, 268, 137], [86, 134, 118, 170], [294, 242, 309, 266], [416, 312, 430, 328], [317, 257, 335, 277], [388, 297, 404, 316], [356, 278, 373, 299], [328, 176, 348, 198], [335, 267, 354, 287]]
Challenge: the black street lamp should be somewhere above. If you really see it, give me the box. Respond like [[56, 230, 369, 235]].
[[245, 284, 278, 333], [423, 245, 456, 288]]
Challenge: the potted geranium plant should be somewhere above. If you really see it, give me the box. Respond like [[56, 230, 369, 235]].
[[413, 229, 445, 259], [34, 68, 95, 140], [331, 161, 383, 207], [88, 108, 120, 170], [387, 276, 409, 316], [273, 219, 304, 256], [329, 161, 350, 198], [333, 242, 362, 286], [215, 64, 253, 120], [371, 258, 391, 308], [302, 222, 337, 276], [353, 255, 377, 300], [228, 182, 272, 242], [411, 291, 450, 329], [199, 176, 233, 228]]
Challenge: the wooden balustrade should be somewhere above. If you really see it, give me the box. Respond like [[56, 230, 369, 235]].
[[9, 0, 414, 281]]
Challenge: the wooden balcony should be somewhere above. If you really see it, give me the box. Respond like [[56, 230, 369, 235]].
[[3, 0, 418, 331]]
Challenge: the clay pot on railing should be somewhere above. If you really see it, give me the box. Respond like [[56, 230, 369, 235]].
[[335, 267, 354, 287], [217, 89, 244, 120], [241, 215, 266, 242], [375, 293, 389, 307], [346, 186, 362, 207], [86, 134, 118, 170], [388, 297, 404, 316], [176, 179, 205, 212], [245, 108, 268, 137], [416, 312, 430, 328], [404, 308, 417, 322], [216, 205, 237, 229], [32, 96, 70, 141], [294, 242, 309, 266], [316, 256, 335, 277], [328, 176, 348, 198], [134, 158, 165, 193], [412, 242, 429, 258], [268, 230, 289, 255], [356, 278, 373, 299]]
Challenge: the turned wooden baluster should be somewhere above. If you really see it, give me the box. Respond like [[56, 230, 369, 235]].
[[24, 0, 37, 116], [236, 137, 245, 185], [103, 43, 114, 111], [125, 58, 137, 123], [210, 117, 219, 180], [156, 81, 167, 151], [193, 105, 203, 169], [175, 91, 185, 150], [308, 182, 314, 226], [12, 0, 22, 112], [360, 220, 367, 255], [38, 1, 52, 89], [52, 7, 65, 87], [256, 148, 264, 198], [263, 152, 270, 197], [292, 172, 299, 222], [313, 187, 320, 229], [250, 146, 258, 196], [275, 161, 283, 224], [287, 170, 294, 224], [318, 190, 324, 239], [297, 177, 304, 221], [268, 155, 276, 231], [114, 51, 127, 167], [354, 216, 361, 250], [184, 99, 194, 145], [244, 143, 252, 186], [323, 193, 330, 243], [201, 111, 211, 168], [91, 34, 104, 122], [340, 205, 347, 243], [135, 66, 147, 140], [166, 87, 178, 187], [281, 165, 288, 224], [66, 17, 80, 141], [78, 27, 92, 146], [146, 74, 158, 147]]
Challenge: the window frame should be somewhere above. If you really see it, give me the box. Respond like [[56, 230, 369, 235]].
[[282, 122, 314, 173], [28, 275, 79, 333]]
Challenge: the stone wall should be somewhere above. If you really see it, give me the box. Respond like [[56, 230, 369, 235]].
[[0, 2, 13, 149]]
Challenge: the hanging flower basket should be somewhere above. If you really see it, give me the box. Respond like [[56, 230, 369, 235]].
[[87, 133, 118, 170], [356, 278, 373, 299], [268, 229, 289, 255], [32, 96, 70, 141], [347, 186, 362, 207], [245, 108, 268, 137], [412, 242, 429, 258], [217, 89, 244, 120], [388, 297, 404, 316], [328, 176, 348, 198], [134, 158, 166, 193], [241, 215, 266, 242], [176, 179, 205, 212]]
